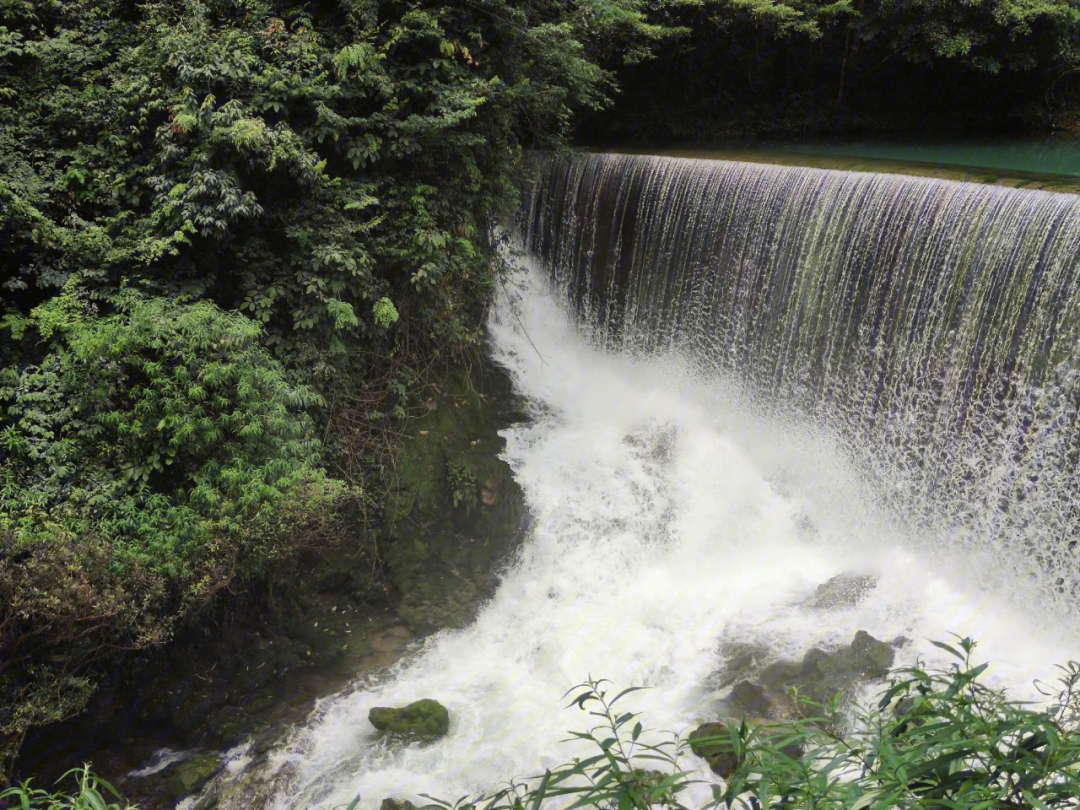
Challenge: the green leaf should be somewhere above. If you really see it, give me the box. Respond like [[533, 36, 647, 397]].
[[930, 639, 968, 661]]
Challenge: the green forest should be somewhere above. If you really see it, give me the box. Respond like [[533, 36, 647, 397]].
[[3, 0, 1080, 800]]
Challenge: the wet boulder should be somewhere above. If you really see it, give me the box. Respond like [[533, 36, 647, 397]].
[[167, 751, 224, 800], [714, 641, 771, 689], [710, 630, 901, 725], [688, 721, 803, 778], [796, 630, 895, 702], [729, 680, 773, 716], [758, 630, 895, 705], [694, 630, 899, 776], [688, 722, 740, 778], [369, 698, 449, 742]]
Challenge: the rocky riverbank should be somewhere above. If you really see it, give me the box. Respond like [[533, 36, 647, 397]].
[[12, 354, 530, 809]]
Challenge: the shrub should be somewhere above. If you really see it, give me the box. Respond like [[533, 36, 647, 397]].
[[0, 287, 353, 773], [0, 764, 135, 810]]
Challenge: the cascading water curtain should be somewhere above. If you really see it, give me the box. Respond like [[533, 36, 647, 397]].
[[517, 153, 1080, 613]]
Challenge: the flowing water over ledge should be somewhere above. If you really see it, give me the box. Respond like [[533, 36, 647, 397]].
[[522, 153, 1080, 618], [596, 146, 1080, 194], [193, 155, 1080, 809], [749, 140, 1080, 182]]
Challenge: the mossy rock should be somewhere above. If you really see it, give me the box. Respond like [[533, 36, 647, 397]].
[[729, 680, 772, 716], [796, 630, 895, 702], [715, 641, 771, 689], [167, 751, 224, 800], [755, 630, 895, 704], [381, 358, 530, 634], [369, 698, 449, 742]]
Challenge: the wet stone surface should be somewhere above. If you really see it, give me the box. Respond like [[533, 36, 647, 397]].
[[691, 626, 907, 776], [380, 360, 530, 635], [693, 571, 909, 779], [369, 698, 450, 742], [167, 753, 224, 801], [805, 573, 879, 610]]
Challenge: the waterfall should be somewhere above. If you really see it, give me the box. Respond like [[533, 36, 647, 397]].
[[519, 153, 1080, 614], [198, 155, 1080, 810]]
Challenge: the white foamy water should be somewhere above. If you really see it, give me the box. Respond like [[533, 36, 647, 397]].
[[209, 264, 1079, 810]]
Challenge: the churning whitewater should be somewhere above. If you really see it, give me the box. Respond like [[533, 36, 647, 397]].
[[200, 254, 1077, 810]]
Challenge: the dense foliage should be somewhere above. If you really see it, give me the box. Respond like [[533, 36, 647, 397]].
[[0, 287, 350, 764], [429, 641, 1080, 810], [0, 0, 671, 776], [0, 0, 647, 341], [586, 0, 1080, 141]]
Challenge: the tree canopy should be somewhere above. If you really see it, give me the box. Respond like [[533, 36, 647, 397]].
[[1, 0, 656, 341], [587, 0, 1080, 141]]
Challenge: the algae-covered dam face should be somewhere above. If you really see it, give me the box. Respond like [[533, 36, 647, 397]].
[[197, 155, 1080, 810]]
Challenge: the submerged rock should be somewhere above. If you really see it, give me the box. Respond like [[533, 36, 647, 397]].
[[711, 630, 900, 726], [166, 751, 224, 800], [807, 573, 878, 610], [689, 629, 895, 776], [714, 641, 771, 689], [380, 800, 416, 810], [755, 630, 895, 705], [796, 630, 895, 702], [689, 631, 894, 777], [369, 698, 449, 741]]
